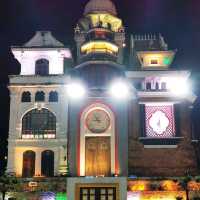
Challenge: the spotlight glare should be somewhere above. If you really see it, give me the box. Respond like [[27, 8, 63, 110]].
[[66, 82, 86, 99], [168, 78, 190, 97], [109, 80, 130, 99]]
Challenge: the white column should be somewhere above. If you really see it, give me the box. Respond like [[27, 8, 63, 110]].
[[54, 148, 59, 176], [35, 150, 41, 176], [6, 145, 15, 174], [8, 90, 19, 139]]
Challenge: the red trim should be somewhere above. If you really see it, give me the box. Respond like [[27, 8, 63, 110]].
[[77, 100, 119, 176], [77, 110, 81, 176]]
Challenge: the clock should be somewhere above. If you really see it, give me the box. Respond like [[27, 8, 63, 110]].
[[86, 109, 110, 133], [149, 110, 169, 135]]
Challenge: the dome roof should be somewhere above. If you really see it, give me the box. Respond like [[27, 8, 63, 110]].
[[84, 0, 117, 16]]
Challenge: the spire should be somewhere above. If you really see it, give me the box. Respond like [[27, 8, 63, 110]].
[[129, 34, 138, 67]]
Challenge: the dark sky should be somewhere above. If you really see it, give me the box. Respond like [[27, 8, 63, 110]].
[[0, 0, 200, 173]]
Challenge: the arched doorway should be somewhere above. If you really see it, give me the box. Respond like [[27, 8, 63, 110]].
[[41, 150, 54, 177], [79, 103, 117, 176], [22, 150, 36, 177]]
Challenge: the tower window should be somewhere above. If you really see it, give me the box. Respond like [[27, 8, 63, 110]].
[[21, 91, 31, 102], [155, 82, 159, 90], [35, 91, 45, 102], [150, 59, 158, 65], [49, 91, 58, 102], [22, 108, 56, 139], [161, 82, 167, 90], [146, 82, 151, 90], [35, 59, 49, 76]]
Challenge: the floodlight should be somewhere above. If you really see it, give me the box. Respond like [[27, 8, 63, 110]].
[[109, 80, 130, 99], [168, 78, 190, 97], [66, 82, 86, 99]]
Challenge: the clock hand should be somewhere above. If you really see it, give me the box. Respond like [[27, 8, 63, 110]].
[[92, 117, 101, 122], [157, 119, 161, 128]]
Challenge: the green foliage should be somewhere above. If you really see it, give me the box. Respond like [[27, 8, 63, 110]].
[[179, 175, 192, 189], [56, 192, 67, 200], [0, 173, 19, 200], [193, 198, 200, 200], [0, 173, 18, 191], [195, 176, 200, 183]]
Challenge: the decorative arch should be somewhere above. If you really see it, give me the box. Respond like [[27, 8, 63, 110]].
[[78, 102, 118, 176], [49, 91, 58, 102], [41, 150, 54, 177], [161, 82, 167, 90], [35, 91, 45, 102], [22, 108, 56, 139], [35, 59, 49, 76], [146, 82, 151, 90], [22, 150, 36, 177], [21, 91, 31, 102]]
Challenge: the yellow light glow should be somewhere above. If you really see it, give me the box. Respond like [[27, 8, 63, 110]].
[[137, 51, 175, 68], [188, 181, 200, 191], [161, 180, 181, 191], [14, 147, 44, 177], [81, 41, 118, 54], [128, 191, 186, 200], [128, 181, 150, 191], [88, 14, 122, 32]]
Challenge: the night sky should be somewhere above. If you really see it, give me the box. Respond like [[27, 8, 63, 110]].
[[0, 0, 200, 174]]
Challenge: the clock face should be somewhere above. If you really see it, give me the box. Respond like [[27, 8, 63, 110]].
[[149, 110, 169, 135], [86, 109, 110, 133]]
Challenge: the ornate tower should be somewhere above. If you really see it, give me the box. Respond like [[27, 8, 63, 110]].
[[74, 0, 125, 64], [5, 1, 198, 200], [7, 31, 72, 177]]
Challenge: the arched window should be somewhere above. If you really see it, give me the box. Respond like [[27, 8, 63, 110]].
[[146, 82, 151, 90], [35, 59, 49, 76], [22, 150, 35, 177], [41, 150, 54, 177], [49, 91, 58, 102], [21, 91, 31, 102], [155, 82, 159, 90], [22, 108, 56, 139], [35, 91, 45, 102], [161, 82, 167, 90]]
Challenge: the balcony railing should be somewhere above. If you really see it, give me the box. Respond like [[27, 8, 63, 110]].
[[22, 130, 56, 139]]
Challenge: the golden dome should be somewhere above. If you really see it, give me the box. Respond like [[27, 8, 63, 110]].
[[84, 0, 117, 16]]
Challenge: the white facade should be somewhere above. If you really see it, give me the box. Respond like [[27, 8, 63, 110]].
[[12, 49, 71, 75], [7, 79, 69, 176], [12, 31, 72, 76], [7, 31, 72, 177]]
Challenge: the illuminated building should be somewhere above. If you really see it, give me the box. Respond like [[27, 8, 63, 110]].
[[6, 0, 198, 199]]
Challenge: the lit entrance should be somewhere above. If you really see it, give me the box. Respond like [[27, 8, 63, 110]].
[[79, 187, 116, 200], [85, 137, 111, 176], [79, 103, 117, 176]]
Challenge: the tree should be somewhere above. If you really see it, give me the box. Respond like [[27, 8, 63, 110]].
[[180, 175, 192, 200], [0, 173, 18, 200]]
